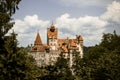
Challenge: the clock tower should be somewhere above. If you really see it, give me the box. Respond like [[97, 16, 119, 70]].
[[47, 22, 58, 50]]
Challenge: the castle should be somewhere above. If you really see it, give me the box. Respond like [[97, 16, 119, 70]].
[[29, 22, 83, 67]]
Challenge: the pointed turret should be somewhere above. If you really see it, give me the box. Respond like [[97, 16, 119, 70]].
[[51, 21, 55, 28], [79, 36, 83, 41], [34, 32, 42, 45], [76, 35, 83, 41], [50, 22, 55, 32]]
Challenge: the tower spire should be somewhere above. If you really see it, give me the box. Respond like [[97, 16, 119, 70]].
[[34, 32, 42, 45], [51, 21, 55, 28], [50, 21, 55, 32]]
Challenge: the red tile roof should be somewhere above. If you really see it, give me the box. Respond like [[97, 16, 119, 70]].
[[69, 39, 77, 47], [76, 35, 83, 41], [34, 33, 42, 45], [47, 29, 58, 39], [61, 46, 68, 53], [31, 45, 45, 52], [47, 22, 58, 39], [58, 39, 67, 45], [31, 22, 83, 53]]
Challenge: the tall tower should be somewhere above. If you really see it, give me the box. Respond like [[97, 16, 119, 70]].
[[47, 22, 58, 50], [76, 35, 83, 58]]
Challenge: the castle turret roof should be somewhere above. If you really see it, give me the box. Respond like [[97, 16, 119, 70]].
[[51, 22, 55, 28], [79, 36, 83, 41], [34, 32, 42, 45], [76, 35, 83, 41]]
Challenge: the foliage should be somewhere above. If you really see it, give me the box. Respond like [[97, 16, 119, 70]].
[[0, 31, 42, 80], [39, 52, 75, 80], [0, 0, 21, 53], [0, 0, 21, 39], [0, 0, 44, 79], [0, 0, 21, 15], [1, 1, 120, 80], [73, 31, 120, 80]]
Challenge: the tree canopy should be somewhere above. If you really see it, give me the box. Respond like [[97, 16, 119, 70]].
[[0, 0, 120, 80], [0, 0, 43, 79], [73, 31, 120, 80]]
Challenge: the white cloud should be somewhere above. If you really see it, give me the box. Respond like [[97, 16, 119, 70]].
[[101, 1, 120, 23], [58, 0, 114, 7], [24, 15, 49, 27], [11, 13, 108, 46], [55, 13, 108, 46], [10, 15, 50, 46], [10, 1, 120, 47], [13, 15, 49, 33]]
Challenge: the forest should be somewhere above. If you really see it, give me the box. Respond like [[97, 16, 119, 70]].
[[0, 0, 120, 80]]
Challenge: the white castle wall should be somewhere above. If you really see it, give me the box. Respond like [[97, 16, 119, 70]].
[[49, 39, 58, 50]]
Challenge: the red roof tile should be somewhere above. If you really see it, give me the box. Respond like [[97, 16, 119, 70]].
[[31, 45, 45, 52], [69, 39, 77, 47], [47, 29, 58, 39], [34, 33, 42, 45], [76, 35, 83, 41], [58, 39, 67, 45]]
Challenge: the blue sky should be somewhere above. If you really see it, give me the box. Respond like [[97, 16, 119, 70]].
[[13, 0, 108, 20], [11, 0, 120, 47]]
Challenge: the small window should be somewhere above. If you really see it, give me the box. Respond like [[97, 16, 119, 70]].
[[34, 48, 37, 50]]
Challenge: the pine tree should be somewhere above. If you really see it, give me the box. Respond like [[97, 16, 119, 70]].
[[0, 1, 21, 79], [0, 0, 43, 79], [0, 0, 21, 50], [73, 32, 120, 80]]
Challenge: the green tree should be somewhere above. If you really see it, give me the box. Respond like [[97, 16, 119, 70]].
[[0, 0, 44, 79], [73, 32, 120, 80], [39, 52, 74, 80], [100, 31, 120, 52], [55, 52, 74, 80], [0, 31, 41, 79], [0, 0, 21, 50], [93, 52, 120, 80], [0, 0, 21, 79]]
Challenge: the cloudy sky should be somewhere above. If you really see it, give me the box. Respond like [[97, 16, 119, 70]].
[[11, 0, 120, 47]]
